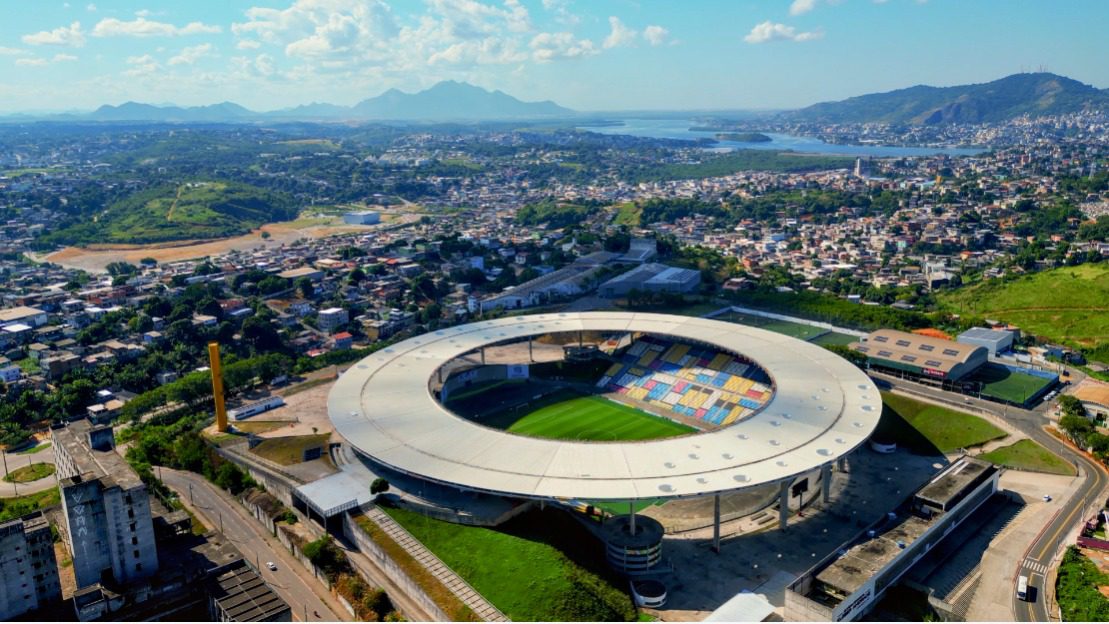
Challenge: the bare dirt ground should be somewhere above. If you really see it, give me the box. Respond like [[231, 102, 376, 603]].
[[40, 213, 419, 273], [245, 370, 342, 438]]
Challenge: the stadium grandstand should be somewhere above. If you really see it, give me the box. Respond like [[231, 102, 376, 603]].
[[849, 328, 988, 382], [598, 335, 773, 427]]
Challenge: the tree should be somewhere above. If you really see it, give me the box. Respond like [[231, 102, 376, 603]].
[[295, 277, 315, 300], [1058, 395, 1087, 419], [242, 316, 283, 352], [370, 478, 390, 496], [213, 462, 254, 495]]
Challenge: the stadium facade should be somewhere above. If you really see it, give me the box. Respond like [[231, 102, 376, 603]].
[[328, 313, 881, 526]]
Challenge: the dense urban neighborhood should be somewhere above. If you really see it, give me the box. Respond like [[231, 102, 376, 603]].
[[0, 93, 1108, 623]]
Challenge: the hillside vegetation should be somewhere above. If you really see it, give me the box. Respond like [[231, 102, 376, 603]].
[[791, 73, 1109, 124], [938, 263, 1109, 362], [42, 181, 297, 245]]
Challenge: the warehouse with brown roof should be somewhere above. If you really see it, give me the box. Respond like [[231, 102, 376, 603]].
[[850, 328, 988, 382]]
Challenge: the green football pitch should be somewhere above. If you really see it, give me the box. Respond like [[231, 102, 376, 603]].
[[476, 388, 695, 441], [969, 363, 1055, 405]]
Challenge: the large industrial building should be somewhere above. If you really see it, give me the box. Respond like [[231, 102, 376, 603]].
[[850, 329, 988, 382], [786, 457, 1001, 621], [0, 511, 62, 620], [597, 263, 701, 298], [52, 420, 160, 590], [956, 327, 1017, 358]]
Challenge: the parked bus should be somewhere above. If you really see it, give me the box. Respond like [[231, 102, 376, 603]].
[[1017, 575, 1029, 601]]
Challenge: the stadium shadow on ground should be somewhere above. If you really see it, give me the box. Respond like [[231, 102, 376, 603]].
[[872, 402, 943, 456]]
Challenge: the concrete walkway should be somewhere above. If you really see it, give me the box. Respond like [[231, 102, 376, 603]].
[[362, 507, 508, 622]]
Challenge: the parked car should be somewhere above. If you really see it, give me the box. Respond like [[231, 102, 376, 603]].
[[266, 561, 277, 571]]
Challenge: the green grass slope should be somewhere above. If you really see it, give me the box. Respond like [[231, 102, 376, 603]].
[[939, 263, 1109, 362], [43, 181, 297, 245], [383, 505, 636, 621], [979, 439, 1074, 476], [876, 392, 1006, 454]]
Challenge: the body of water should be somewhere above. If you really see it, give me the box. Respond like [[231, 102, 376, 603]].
[[579, 118, 984, 158]]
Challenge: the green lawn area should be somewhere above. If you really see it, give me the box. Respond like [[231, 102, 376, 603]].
[[611, 202, 642, 226], [717, 311, 826, 340], [939, 263, 1109, 362], [15, 357, 40, 375], [3, 463, 55, 483], [627, 300, 727, 318], [382, 505, 636, 621], [1057, 546, 1109, 621], [979, 439, 1075, 475], [231, 420, 293, 435], [0, 487, 60, 523], [14, 442, 50, 455], [588, 499, 661, 516], [967, 363, 1055, 404], [877, 392, 1007, 454], [810, 331, 860, 347], [479, 389, 695, 441], [250, 434, 331, 465]]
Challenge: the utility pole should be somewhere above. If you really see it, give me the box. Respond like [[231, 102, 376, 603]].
[[2, 452, 13, 497], [189, 482, 194, 504]]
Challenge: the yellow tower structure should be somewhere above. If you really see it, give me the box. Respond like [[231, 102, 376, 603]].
[[208, 342, 228, 432]]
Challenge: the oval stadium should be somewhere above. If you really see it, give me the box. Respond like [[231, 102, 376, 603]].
[[328, 312, 881, 520]]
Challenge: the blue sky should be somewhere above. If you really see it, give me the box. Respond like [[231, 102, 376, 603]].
[[1, 0, 1106, 113]]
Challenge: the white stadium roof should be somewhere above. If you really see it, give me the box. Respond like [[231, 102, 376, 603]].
[[328, 312, 881, 501]]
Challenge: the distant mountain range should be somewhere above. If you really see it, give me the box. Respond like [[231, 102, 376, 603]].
[[2, 73, 1105, 125], [5, 81, 574, 123], [788, 73, 1109, 124]]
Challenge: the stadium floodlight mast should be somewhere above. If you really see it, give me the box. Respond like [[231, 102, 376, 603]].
[[329, 312, 881, 534]]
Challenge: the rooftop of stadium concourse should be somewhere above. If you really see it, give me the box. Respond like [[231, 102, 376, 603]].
[[328, 312, 882, 502]]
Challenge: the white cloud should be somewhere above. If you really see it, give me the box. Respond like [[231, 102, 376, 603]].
[[541, 0, 579, 26], [92, 17, 222, 38], [0, 46, 29, 56], [643, 25, 668, 46], [230, 0, 592, 75], [22, 21, 86, 47], [179, 21, 223, 35], [529, 31, 595, 62], [790, 0, 818, 15], [254, 53, 276, 76], [124, 53, 160, 76], [16, 57, 49, 67], [743, 21, 823, 44], [86, 3, 96, 10], [236, 39, 262, 49], [52, 53, 78, 62], [168, 43, 213, 65], [602, 16, 636, 49]]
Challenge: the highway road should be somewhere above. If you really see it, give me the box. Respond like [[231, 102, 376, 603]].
[[160, 468, 345, 622], [875, 372, 1107, 621]]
